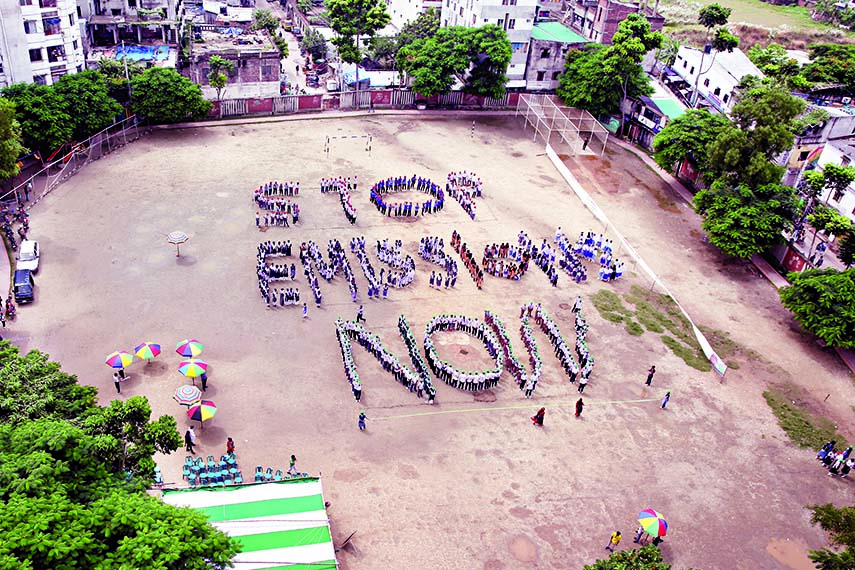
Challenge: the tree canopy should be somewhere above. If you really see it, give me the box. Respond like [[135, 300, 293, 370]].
[[207, 55, 235, 105], [131, 68, 212, 124], [809, 503, 855, 570], [802, 44, 855, 94], [302, 28, 329, 62], [1, 83, 73, 155], [694, 181, 797, 258], [326, 0, 391, 65], [584, 545, 673, 569], [396, 8, 439, 52], [779, 269, 855, 347], [52, 70, 122, 142], [0, 341, 238, 567], [652, 109, 730, 176], [0, 99, 24, 181], [397, 25, 511, 99]]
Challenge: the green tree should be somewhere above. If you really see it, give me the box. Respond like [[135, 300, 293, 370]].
[[557, 44, 652, 117], [694, 180, 797, 258], [780, 269, 855, 347], [652, 36, 680, 77], [706, 85, 805, 187], [809, 204, 852, 236], [584, 545, 672, 569], [251, 9, 288, 57], [691, 3, 736, 106], [302, 28, 329, 62], [462, 24, 512, 99], [326, 0, 391, 100], [81, 396, 182, 481], [207, 55, 235, 112], [803, 44, 855, 93], [130, 68, 212, 124], [652, 108, 730, 177], [97, 57, 144, 105], [397, 26, 470, 97], [0, 99, 24, 181], [367, 36, 398, 68], [396, 8, 439, 52], [1, 83, 72, 155], [52, 70, 122, 141], [838, 229, 855, 268]]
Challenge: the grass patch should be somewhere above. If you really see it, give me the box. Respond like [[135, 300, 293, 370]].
[[625, 320, 644, 336], [661, 335, 712, 372], [591, 290, 633, 316], [726, 360, 741, 370], [763, 387, 847, 449], [601, 312, 624, 324]]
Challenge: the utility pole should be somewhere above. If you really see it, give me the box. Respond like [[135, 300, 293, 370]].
[[122, 40, 132, 103]]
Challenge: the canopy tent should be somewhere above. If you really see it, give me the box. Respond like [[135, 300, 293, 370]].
[[162, 478, 337, 569]]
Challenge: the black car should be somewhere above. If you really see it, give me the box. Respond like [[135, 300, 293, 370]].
[[13, 269, 34, 304]]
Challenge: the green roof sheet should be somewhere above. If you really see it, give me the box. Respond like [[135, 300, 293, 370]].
[[651, 98, 685, 120], [531, 22, 588, 44]]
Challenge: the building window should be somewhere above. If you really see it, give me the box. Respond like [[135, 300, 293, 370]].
[[19, 0, 32, 5], [596, 7, 602, 21], [844, 156, 852, 167], [38, 0, 57, 7], [536, 70, 545, 81], [77, 5, 81, 17], [33, 74, 46, 85], [459, 6, 462, 15], [799, 150, 810, 161], [723, 93, 730, 103], [68, 13, 74, 25], [23, 20, 37, 34], [713, 87, 721, 96], [690, 66, 694, 74], [497, 18, 503, 26], [47, 45, 65, 63], [261, 64, 274, 79], [552, 71, 560, 80], [471, 14, 475, 24], [540, 48, 550, 59], [502, 0, 508, 4], [682, 60, 686, 68], [111, 8, 121, 15], [128, 0, 136, 6], [703, 78, 710, 87], [73, 39, 78, 50], [508, 18, 515, 29], [833, 188, 845, 202], [28, 48, 42, 62], [42, 17, 61, 35]]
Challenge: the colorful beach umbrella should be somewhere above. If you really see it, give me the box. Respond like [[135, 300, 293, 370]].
[[105, 350, 134, 369], [187, 400, 218, 425], [175, 339, 204, 358], [178, 359, 208, 378], [167, 230, 189, 257], [174, 384, 202, 406], [638, 509, 668, 538], [134, 342, 161, 361]]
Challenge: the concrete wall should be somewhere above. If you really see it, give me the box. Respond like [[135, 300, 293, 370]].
[[524, 38, 578, 90]]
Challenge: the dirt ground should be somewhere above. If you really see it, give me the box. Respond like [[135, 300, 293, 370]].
[[11, 115, 855, 569]]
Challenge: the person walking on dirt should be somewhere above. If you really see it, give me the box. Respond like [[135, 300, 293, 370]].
[[605, 531, 621, 552], [646, 365, 655, 386], [356, 305, 365, 323], [531, 407, 545, 426], [358, 410, 367, 431], [575, 398, 584, 417], [661, 391, 671, 409], [185, 429, 195, 454]]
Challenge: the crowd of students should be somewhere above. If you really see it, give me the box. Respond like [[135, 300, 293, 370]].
[[573, 231, 624, 281], [446, 171, 481, 220], [418, 236, 459, 284], [482, 242, 529, 281], [368, 175, 446, 218], [398, 315, 436, 403], [256, 241, 299, 307], [817, 441, 854, 478], [320, 177, 357, 224], [253, 181, 301, 228], [299, 239, 358, 305], [422, 315, 503, 391], [451, 230, 484, 289], [554, 228, 588, 284], [376, 239, 416, 288]]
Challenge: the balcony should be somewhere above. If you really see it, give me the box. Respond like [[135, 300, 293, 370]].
[[38, 0, 57, 7]]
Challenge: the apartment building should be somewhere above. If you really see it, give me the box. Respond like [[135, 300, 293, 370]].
[[0, 0, 84, 86], [441, 0, 537, 82], [565, 0, 663, 44], [386, 0, 441, 30], [78, 0, 185, 47]]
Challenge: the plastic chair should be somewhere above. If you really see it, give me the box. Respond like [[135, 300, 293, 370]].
[[254, 466, 263, 482], [188, 473, 198, 487], [226, 453, 237, 466], [264, 467, 274, 481], [185, 455, 194, 467], [274, 469, 283, 481], [234, 471, 243, 484], [229, 465, 239, 475], [182, 464, 191, 480], [199, 471, 209, 484], [207, 455, 216, 470]]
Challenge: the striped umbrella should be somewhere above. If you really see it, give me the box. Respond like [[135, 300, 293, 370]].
[[134, 342, 161, 361], [175, 339, 204, 358], [178, 359, 208, 378], [638, 509, 668, 538], [167, 231, 189, 257], [174, 384, 202, 406], [187, 400, 217, 428], [105, 351, 134, 369]]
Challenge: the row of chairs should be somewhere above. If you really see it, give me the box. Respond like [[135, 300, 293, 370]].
[[183, 453, 240, 487], [254, 465, 309, 482]]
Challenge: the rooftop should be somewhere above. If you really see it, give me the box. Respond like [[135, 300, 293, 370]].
[[531, 22, 587, 43], [678, 47, 763, 83], [87, 43, 177, 68], [193, 29, 276, 56]]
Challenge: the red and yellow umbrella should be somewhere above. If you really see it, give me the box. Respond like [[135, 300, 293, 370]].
[[134, 342, 161, 361], [187, 400, 217, 427], [638, 509, 668, 538], [178, 359, 208, 378], [175, 339, 204, 358], [105, 351, 134, 369]]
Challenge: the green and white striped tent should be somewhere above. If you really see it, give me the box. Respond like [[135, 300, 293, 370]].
[[162, 478, 337, 569]]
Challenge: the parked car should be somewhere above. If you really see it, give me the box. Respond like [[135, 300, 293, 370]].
[[16, 240, 39, 273], [13, 269, 34, 304]]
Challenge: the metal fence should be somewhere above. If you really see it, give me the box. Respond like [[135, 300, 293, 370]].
[[4, 115, 148, 210]]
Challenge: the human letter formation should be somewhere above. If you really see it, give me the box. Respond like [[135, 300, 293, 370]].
[[482, 241, 530, 281], [518, 230, 560, 286], [299, 239, 358, 305], [446, 171, 482, 220], [554, 227, 588, 283], [348, 237, 415, 299], [254, 181, 301, 228], [423, 315, 504, 392], [257, 241, 301, 307], [451, 230, 484, 289], [572, 230, 624, 282], [369, 175, 445, 218], [335, 317, 436, 403], [320, 177, 357, 224], [418, 236, 459, 286]]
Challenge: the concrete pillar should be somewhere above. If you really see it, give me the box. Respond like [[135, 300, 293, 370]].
[[137, 26, 142, 42], [112, 26, 118, 43]]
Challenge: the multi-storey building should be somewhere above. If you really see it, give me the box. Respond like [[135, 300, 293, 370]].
[[0, 0, 84, 86], [78, 0, 185, 48], [441, 0, 537, 83], [565, 0, 663, 44], [385, 0, 441, 30]]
